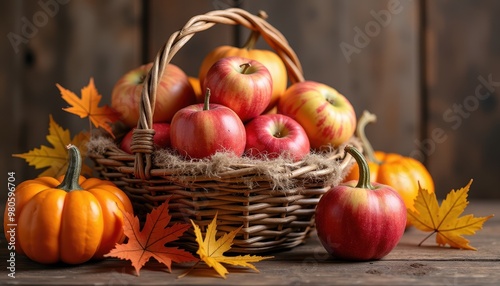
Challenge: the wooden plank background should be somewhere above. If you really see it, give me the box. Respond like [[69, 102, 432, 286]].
[[1, 0, 499, 205]]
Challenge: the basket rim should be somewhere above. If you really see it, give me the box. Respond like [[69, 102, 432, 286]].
[[89, 134, 362, 191]]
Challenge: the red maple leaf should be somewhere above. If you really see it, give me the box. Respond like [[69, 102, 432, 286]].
[[105, 200, 198, 275]]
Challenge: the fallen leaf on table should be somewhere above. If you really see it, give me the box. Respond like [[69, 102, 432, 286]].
[[58, 77, 120, 137], [184, 214, 273, 279], [12, 115, 90, 177], [407, 179, 494, 250], [105, 199, 197, 276]]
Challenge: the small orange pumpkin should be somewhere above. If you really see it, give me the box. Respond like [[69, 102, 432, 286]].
[[343, 111, 435, 227], [3, 144, 133, 264], [188, 76, 203, 103], [198, 28, 287, 112]]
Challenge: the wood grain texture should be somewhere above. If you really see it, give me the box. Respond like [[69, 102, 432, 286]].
[[0, 201, 497, 285], [425, 1, 500, 199], [0, 0, 24, 206], [1, 0, 143, 185]]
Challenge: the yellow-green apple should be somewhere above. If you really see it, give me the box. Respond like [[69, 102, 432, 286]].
[[315, 146, 406, 261], [170, 89, 246, 159], [120, 122, 171, 154], [197, 32, 288, 114], [203, 56, 272, 122], [278, 81, 356, 149], [111, 62, 196, 127], [245, 114, 310, 161]]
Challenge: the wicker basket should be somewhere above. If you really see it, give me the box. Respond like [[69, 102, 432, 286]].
[[89, 7, 361, 253]]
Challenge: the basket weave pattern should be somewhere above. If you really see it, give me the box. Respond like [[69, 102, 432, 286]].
[[90, 8, 360, 253]]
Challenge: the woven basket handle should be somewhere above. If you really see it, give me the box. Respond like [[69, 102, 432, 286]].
[[131, 8, 305, 179]]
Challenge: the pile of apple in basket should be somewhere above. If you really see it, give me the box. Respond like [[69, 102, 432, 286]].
[[113, 38, 356, 162]]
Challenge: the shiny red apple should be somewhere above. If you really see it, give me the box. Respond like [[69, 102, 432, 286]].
[[245, 114, 310, 161], [278, 81, 356, 149], [111, 62, 196, 127], [203, 56, 272, 122], [170, 89, 246, 159], [120, 122, 171, 154], [315, 145, 407, 261]]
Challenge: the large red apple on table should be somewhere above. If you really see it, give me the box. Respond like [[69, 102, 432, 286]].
[[120, 122, 171, 154], [170, 89, 246, 159], [315, 145, 406, 261], [245, 114, 310, 161], [111, 62, 196, 127], [203, 56, 272, 122], [278, 81, 356, 149]]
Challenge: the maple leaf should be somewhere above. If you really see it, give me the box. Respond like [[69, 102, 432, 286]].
[[407, 179, 494, 250], [105, 200, 198, 276], [187, 214, 273, 279], [13, 115, 91, 177], [58, 78, 120, 138]]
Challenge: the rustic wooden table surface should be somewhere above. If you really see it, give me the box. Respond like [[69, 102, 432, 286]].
[[1, 200, 498, 285]]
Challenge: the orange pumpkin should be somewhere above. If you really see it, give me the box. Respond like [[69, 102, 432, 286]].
[[188, 76, 203, 103], [198, 30, 287, 112], [3, 145, 133, 264], [343, 111, 435, 227]]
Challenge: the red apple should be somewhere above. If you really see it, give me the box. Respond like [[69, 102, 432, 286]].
[[315, 146, 406, 261], [170, 89, 246, 159], [120, 122, 171, 154], [203, 56, 272, 122], [111, 62, 196, 127], [245, 114, 310, 161], [278, 81, 356, 149]]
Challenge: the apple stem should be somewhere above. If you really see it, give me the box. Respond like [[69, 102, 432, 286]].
[[345, 145, 375, 190], [138, 74, 146, 84], [239, 63, 252, 74], [203, 88, 211, 111], [356, 110, 382, 165]]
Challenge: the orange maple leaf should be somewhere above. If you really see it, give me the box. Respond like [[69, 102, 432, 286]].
[[105, 200, 198, 276], [407, 179, 494, 250], [58, 78, 120, 138]]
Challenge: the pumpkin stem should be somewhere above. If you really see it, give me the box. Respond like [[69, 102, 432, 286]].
[[57, 144, 84, 191], [345, 145, 375, 190], [242, 11, 267, 50], [357, 110, 382, 165], [243, 30, 260, 50], [203, 88, 211, 111]]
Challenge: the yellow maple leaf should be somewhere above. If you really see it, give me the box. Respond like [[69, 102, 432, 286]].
[[407, 179, 494, 250], [187, 214, 272, 279], [13, 115, 91, 177], [58, 78, 119, 138]]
